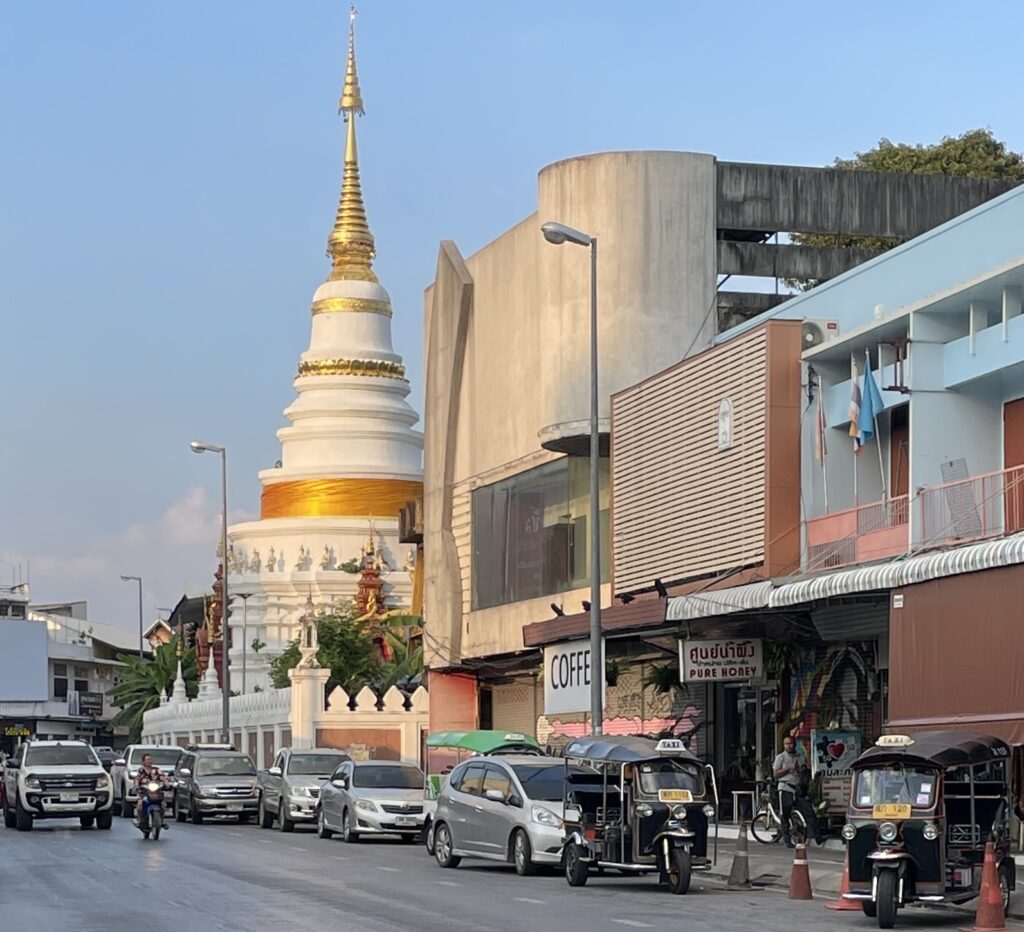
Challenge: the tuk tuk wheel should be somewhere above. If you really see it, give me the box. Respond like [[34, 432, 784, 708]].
[[875, 869, 897, 929], [999, 862, 1012, 917], [666, 846, 692, 895], [861, 900, 877, 918], [564, 843, 589, 887]]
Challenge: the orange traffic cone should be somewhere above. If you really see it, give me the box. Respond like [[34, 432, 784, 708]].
[[960, 841, 1011, 932], [726, 822, 753, 890], [826, 849, 861, 911], [788, 842, 813, 900]]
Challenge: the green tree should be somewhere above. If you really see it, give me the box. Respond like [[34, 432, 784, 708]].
[[788, 129, 1024, 289], [370, 614, 424, 693], [269, 607, 378, 695], [108, 636, 198, 741]]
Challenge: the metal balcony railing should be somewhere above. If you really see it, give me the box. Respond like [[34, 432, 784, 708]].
[[918, 464, 1024, 548], [806, 495, 910, 570]]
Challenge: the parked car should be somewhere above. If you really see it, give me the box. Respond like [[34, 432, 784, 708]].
[[111, 744, 184, 817], [172, 744, 259, 824], [317, 759, 426, 843], [257, 747, 351, 832], [2, 740, 114, 831], [93, 746, 117, 771], [432, 755, 578, 875]]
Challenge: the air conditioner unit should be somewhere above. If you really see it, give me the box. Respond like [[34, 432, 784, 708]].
[[801, 319, 840, 351]]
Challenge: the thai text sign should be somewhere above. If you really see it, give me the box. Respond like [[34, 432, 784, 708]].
[[544, 638, 605, 716], [812, 729, 862, 813], [679, 638, 763, 682]]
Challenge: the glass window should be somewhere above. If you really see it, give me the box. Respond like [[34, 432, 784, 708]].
[[481, 766, 512, 798], [351, 765, 423, 789], [636, 760, 705, 796], [852, 767, 938, 808], [471, 457, 610, 610], [129, 748, 182, 768], [287, 753, 350, 776], [457, 764, 486, 797], [195, 755, 256, 777], [25, 745, 98, 767], [53, 665, 68, 700], [512, 764, 587, 802]]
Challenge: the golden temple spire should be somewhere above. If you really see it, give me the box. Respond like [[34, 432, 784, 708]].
[[327, 5, 377, 283]]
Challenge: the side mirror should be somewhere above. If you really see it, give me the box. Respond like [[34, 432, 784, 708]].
[[114, 758, 126, 767], [484, 788, 507, 804], [268, 766, 282, 777], [332, 778, 346, 788], [178, 768, 191, 777], [5, 760, 19, 770]]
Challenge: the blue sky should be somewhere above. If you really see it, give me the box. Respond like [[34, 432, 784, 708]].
[[3, 0, 1023, 627]]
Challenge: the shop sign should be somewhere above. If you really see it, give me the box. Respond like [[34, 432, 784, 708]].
[[4, 726, 31, 738], [678, 638, 763, 683], [544, 638, 606, 716], [78, 692, 104, 717], [811, 729, 862, 812]]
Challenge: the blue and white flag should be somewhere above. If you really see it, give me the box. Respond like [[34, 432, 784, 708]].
[[848, 356, 862, 452], [857, 348, 885, 447]]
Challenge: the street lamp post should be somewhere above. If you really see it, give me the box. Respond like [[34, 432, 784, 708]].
[[190, 440, 230, 742], [119, 575, 144, 658], [541, 220, 603, 735]]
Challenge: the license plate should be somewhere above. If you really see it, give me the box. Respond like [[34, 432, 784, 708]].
[[872, 803, 911, 819], [395, 815, 416, 825], [659, 789, 693, 803], [59, 792, 79, 802], [227, 802, 243, 812]]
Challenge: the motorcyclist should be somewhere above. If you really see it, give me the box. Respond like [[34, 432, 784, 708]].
[[135, 754, 170, 830]]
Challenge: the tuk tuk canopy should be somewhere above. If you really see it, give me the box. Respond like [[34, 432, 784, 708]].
[[853, 731, 1010, 772], [563, 735, 703, 766], [424, 730, 542, 755]]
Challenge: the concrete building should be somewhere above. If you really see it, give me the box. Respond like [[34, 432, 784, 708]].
[[422, 148, 1012, 737]]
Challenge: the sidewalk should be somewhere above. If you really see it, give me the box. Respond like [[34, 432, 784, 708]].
[[706, 825, 1024, 920]]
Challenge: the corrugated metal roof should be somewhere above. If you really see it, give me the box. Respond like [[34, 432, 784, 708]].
[[666, 581, 774, 621], [769, 535, 1024, 607]]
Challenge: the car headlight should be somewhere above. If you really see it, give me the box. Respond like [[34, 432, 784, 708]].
[[672, 805, 689, 820], [355, 799, 378, 812], [290, 786, 312, 798], [24, 775, 41, 791], [878, 821, 898, 842], [841, 823, 857, 841], [634, 803, 653, 817], [128, 770, 137, 779], [96, 774, 111, 789], [923, 822, 939, 841], [196, 786, 214, 798], [531, 805, 563, 828], [702, 804, 715, 818]]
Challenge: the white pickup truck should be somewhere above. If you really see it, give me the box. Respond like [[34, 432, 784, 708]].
[[256, 747, 351, 832], [3, 740, 114, 831], [110, 744, 184, 818]]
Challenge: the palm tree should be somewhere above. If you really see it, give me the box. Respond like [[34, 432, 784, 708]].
[[372, 614, 424, 692], [108, 637, 198, 740]]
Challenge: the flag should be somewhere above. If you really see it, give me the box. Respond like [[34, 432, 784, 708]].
[[814, 387, 827, 462], [848, 356, 862, 452], [858, 348, 885, 446]]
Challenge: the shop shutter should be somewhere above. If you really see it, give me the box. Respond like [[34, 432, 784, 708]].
[[491, 679, 542, 737]]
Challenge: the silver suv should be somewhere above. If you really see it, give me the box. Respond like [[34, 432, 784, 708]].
[[2, 740, 114, 831], [432, 756, 575, 875], [257, 747, 351, 832], [172, 745, 259, 824], [111, 745, 184, 818]]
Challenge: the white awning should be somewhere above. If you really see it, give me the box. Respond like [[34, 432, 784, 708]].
[[769, 534, 1024, 607], [666, 581, 773, 621]]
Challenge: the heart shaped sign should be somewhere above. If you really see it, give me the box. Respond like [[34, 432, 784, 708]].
[[827, 741, 847, 760]]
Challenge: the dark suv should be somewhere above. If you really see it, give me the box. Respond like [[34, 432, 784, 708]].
[[172, 745, 259, 824]]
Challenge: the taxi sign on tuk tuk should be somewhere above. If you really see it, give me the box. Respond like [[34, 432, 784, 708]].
[[654, 738, 686, 755]]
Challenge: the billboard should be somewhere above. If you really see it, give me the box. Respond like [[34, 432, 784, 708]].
[[544, 638, 606, 716], [0, 620, 49, 702]]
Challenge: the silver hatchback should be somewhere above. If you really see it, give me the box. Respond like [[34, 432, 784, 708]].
[[433, 755, 576, 875]]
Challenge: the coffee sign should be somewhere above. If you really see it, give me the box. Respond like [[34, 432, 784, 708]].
[[544, 638, 606, 716], [679, 638, 763, 683]]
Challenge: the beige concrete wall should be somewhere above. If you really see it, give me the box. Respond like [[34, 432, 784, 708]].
[[425, 151, 719, 666]]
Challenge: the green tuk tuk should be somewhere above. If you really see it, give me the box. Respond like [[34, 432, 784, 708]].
[[422, 730, 544, 853]]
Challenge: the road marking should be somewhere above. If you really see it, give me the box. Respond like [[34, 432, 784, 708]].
[[611, 922, 653, 929], [376, 865, 401, 872], [227, 831, 243, 837], [435, 880, 461, 887], [256, 839, 272, 844], [288, 845, 305, 851], [331, 855, 350, 861], [513, 897, 546, 904]]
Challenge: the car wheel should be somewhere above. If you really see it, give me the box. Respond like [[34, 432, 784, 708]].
[[513, 829, 537, 876], [121, 795, 134, 819], [259, 796, 274, 829], [190, 798, 204, 825], [238, 812, 254, 824], [3, 803, 16, 829], [15, 798, 32, 832], [79, 815, 95, 829], [342, 808, 360, 843], [564, 842, 589, 887], [175, 795, 187, 823], [278, 801, 295, 833], [318, 807, 334, 840], [96, 810, 113, 831], [433, 822, 461, 868], [424, 821, 436, 856]]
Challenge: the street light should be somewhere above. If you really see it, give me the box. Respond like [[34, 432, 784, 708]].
[[540, 219, 603, 735], [190, 439, 230, 743], [119, 575, 143, 658]]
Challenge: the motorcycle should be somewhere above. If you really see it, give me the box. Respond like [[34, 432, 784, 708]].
[[136, 777, 170, 840]]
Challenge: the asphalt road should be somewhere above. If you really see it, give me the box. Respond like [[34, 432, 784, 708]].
[[0, 815, 975, 932]]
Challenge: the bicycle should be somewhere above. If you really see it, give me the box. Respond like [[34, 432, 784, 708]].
[[749, 783, 808, 845]]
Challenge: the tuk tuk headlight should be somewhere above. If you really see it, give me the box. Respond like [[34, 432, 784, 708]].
[[841, 823, 857, 841], [923, 822, 939, 841], [878, 821, 898, 842], [635, 803, 653, 817], [672, 805, 689, 820], [702, 804, 715, 818]]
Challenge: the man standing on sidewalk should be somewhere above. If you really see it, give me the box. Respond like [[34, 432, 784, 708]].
[[773, 735, 803, 847]]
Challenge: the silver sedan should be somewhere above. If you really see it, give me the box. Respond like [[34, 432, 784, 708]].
[[317, 759, 426, 844]]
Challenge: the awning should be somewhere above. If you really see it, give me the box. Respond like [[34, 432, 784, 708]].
[[666, 581, 773, 621], [769, 534, 1024, 607]]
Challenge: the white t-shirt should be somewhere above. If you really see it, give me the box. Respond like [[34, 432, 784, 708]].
[[773, 751, 801, 791]]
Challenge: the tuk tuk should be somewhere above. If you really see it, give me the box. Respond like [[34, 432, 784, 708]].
[[843, 731, 1016, 928], [560, 735, 719, 894], [422, 730, 544, 853]]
